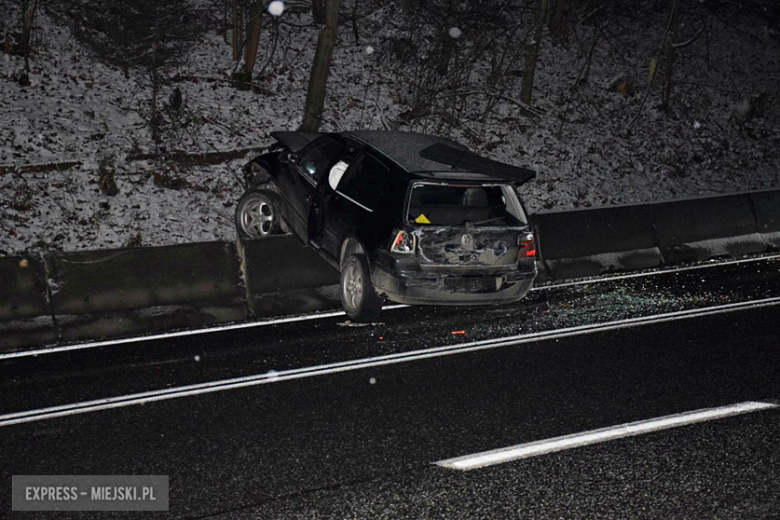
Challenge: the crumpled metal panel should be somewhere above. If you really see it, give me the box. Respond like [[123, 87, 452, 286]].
[[413, 227, 520, 267]]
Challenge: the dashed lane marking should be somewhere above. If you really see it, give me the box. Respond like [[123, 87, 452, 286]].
[[436, 401, 779, 470]]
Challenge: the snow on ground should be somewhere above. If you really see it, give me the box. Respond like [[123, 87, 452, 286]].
[[1, 2, 779, 256]]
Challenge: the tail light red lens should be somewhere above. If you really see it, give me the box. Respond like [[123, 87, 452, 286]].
[[391, 230, 416, 254], [518, 232, 536, 258]]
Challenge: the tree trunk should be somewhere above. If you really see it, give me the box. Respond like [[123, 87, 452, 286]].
[[300, 0, 341, 132], [548, 0, 570, 46], [435, 0, 458, 77], [520, 0, 547, 105], [21, 0, 39, 71], [151, 66, 159, 143], [312, 0, 326, 24], [581, 29, 598, 84], [244, 0, 264, 77], [352, 0, 360, 45], [224, 0, 230, 44], [662, 0, 681, 110], [232, 0, 240, 61]]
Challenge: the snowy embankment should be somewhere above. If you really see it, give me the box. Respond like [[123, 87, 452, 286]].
[[1, 3, 779, 256]]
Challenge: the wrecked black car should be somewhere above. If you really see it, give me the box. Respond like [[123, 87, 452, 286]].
[[236, 130, 538, 321]]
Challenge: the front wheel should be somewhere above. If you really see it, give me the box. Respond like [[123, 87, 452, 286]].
[[235, 189, 283, 240], [340, 254, 383, 322]]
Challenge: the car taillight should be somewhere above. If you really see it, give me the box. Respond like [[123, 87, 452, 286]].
[[518, 232, 536, 258], [391, 230, 416, 254]]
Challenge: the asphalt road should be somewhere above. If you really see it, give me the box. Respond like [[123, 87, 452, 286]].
[[1, 256, 780, 518]]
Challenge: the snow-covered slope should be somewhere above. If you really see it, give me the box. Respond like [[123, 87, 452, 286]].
[[1, 2, 778, 256]]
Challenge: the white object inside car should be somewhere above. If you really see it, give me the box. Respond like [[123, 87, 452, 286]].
[[328, 160, 349, 191]]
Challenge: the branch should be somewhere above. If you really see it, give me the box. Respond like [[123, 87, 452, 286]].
[[352, 0, 360, 45], [557, 26, 600, 139], [202, 116, 247, 138], [169, 75, 277, 96], [125, 50, 155, 63], [626, 0, 679, 130], [481, 90, 546, 117], [672, 28, 704, 49], [571, 0, 623, 32], [0, 161, 82, 176], [430, 89, 546, 118]]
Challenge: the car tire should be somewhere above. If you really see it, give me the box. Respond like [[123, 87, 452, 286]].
[[235, 189, 283, 239], [340, 254, 383, 322]]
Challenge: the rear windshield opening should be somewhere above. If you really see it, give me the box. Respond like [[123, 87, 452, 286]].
[[407, 183, 526, 227]]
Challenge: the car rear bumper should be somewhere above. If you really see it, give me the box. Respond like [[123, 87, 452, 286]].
[[372, 263, 536, 306]]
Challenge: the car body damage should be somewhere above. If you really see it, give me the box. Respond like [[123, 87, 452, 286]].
[[236, 130, 538, 319], [413, 227, 520, 267]]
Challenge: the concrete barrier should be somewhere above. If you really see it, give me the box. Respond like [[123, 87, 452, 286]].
[[531, 205, 664, 280], [0, 256, 57, 349], [5, 188, 779, 350], [531, 250, 549, 284], [750, 189, 780, 249], [651, 193, 767, 264], [238, 236, 341, 316], [44, 242, 248, 343]]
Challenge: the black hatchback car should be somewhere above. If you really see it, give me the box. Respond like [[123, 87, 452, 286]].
[[236, 130, 538, 321]]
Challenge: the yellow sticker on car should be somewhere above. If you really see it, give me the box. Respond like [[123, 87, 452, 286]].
[[415, 214, 431, 224]]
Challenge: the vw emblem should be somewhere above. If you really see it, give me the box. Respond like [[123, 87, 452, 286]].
[[461, 233, 475, 249]]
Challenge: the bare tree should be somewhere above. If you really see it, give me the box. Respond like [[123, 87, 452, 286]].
[[661, 0, 681, 110], [300, 0, 341, 132], [312, 0, 326, 23], [662, 0, 705, 110], [19, 0, 39, 77], [244, 0, 264, 78], [628, 0, 679, 128], [435, 0, 458, 77], [520, 0, 547, 105], [48, 0, 204, 144], [20, 0, 39, 56], [232, 0, 243, 61], [548, 0, 570, 46]]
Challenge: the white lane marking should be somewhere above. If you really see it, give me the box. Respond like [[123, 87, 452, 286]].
[[533, 252, 780, 289], [436, 401, 779, 470], [3, 252, 780, 361], [0, 305, 410, 360], [1, 297, 780, 427]]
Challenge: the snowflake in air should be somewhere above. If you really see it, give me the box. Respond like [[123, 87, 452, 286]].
[[268, 1, 284, 16]]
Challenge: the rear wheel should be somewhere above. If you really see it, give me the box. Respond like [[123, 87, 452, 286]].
[[235, 189, 283, 239], [340, 254, 383, 322]]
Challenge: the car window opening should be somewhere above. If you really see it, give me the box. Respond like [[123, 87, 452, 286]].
[[336, 152, 389, 211], [298, 139, 344, 181], [408, 183, 526, 227]]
